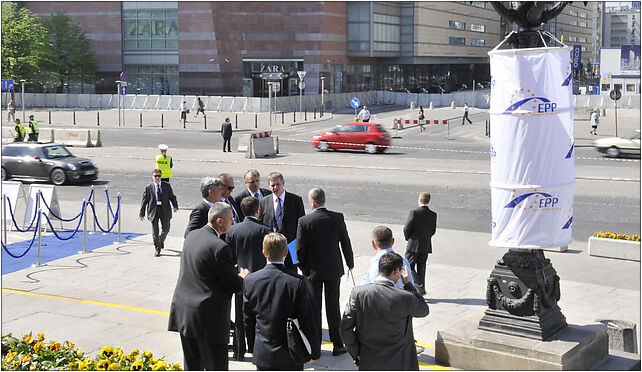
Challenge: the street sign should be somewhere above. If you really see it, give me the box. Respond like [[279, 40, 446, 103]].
[[271, 82, 280, 92], [572, 45, 582, 71], [120, 72, 127, 81], [610, 89, 621, 101], [298, 81, 305, 90], [297, 71, 307, 80], [350, 97, 360, 109], [1, 79, 14, 90], [120, 86, 127, 95], [120, 81, 128, 87]]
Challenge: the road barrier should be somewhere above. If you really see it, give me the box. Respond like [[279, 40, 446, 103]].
[[246, 131, 276, 158], [52, 129, 102, 147], [394, 119, 448, 127], [1, 186, 121, 265]]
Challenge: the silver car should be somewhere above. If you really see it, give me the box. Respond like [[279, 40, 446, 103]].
[[593, 130, 641, 158]]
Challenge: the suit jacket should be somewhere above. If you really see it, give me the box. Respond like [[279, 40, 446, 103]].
[[296, 208, 354, 281], [168, 225, 243, 342], [226, 217, 271, 273], [234, 187, 272, 207], [403, 206, 437, 254], [243, 264, 321, 369], [340, 280, 430, 370], [139, 181, 178, 221], [223, 196, 244, 223], [258, 191, 305, 267], [221, 121, 232, 139], [184, 200, 210, 238]]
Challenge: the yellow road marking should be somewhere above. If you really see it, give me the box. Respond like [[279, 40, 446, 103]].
[[419, 362, 455, 370], [416, 341, 435, 348]]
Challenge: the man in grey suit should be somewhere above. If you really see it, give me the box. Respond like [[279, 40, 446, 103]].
[[340, 252, 429, 370], [221, 117, 233, 152], [403, 192, 437, 296], [226, 196, 271, 361], [139, 168, 178, 257], [168, 203, 249, 370], [184, 177, 224, 238]]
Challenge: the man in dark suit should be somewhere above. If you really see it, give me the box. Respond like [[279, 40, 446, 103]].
[[168, 202, 249, 371], [233, 169, 272, 206], [340, 252, 429, 370], [219, 173, 243, 224], [403, 192, 437, 296], [296, 187, 354, 356], [139, 168, 178, 257], [221, 117, 232, 152], [184, 177, 224, 238], [243, 232, 321, 370], [225, 196, 271, 361], [258, 172, 305, 270]]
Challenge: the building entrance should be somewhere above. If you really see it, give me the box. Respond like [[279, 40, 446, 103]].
[[243, 59, 303, 97]]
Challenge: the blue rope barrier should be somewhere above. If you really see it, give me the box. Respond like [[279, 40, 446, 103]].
[[38, 188, 93, 222], [6, 197, 38, 233], [105, 189, 117, 220], [1, 217, 39, 258], [87, 200, 119, 233], [41, 202, 86, 241]]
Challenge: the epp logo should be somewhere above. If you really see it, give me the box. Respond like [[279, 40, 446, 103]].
[[504, 97, 557, 114], [490, 145, 496, 158], [505, 191, 560, 210]]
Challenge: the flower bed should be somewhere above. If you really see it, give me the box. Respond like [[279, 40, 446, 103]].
[[588, 232, 641, 262], [1, 333, 182, 371]]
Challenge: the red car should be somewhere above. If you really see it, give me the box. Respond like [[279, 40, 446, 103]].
[[311, 123, 391, 154]]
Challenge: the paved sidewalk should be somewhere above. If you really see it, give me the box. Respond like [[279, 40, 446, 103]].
[[2, 201, 639, 370]]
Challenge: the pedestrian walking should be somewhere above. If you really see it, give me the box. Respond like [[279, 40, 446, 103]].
[[195, 97, 206, 118], [139, 169, 178, 257], [27, 114, 39, 142], [7, 99, 15, 124], [168, 202, 249, 371], [358, 105, 371, 122], [418, 105, 425, 132], [13, 119, 25, 142], [590, 109, 599, 135], [297, 187, 354, 357], [403, 192, 437, 297], [155, 144, 173, 183], [340, 252, 429, 370], [243, 232, 321, 370], [462, 102, 472, 125], [180, 99, 189, 124], [221, 117, 233, 152]]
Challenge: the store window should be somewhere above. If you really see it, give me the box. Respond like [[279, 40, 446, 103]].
[[123, 7, 178, 50], [449, 37, 465, 45], [449, 21, 466, 30]]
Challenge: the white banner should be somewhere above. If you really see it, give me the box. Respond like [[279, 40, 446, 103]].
[[489, 46, 575, 248]]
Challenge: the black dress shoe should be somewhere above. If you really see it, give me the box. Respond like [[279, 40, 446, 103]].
[[233, 355, 245, 362], [332, 345, 347, 356], [154, 248, 161, 257]]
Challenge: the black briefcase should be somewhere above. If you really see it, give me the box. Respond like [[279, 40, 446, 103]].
[[286, 318, 312, 364]]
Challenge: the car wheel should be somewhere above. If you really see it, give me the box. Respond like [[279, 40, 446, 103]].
[[50, 168, 66, 185], [318, 140, 330, 151], [376, 146, 388, 154], [1, 167, 7, 181], [606, 146, 620, 158], [364, 142, 377, 154]]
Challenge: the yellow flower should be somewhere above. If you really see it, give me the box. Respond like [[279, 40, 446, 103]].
[[66, 341, 75, 350], [77, 348, 84, 358], [97, 359, 110, 370], [151, 357, 159, 364], [34, 341, 45, 352], [21, 354, 32, 363], [37, 332, 45, 341], [170, 362, 182, 371], [142, 351, 152, 359], [100, 346, 116, 359], [12, 360, 20, 368], [108, 362, 120, 370], [23, 335, 36, 345], [152, 361, 168, 371], [5, 351, 17, 361], [78, 362, 89, 371], [49, 341, 61, 352], [132, 349, 140, 356], [131, 361, 144, 371], [30, 363, 37, 371]]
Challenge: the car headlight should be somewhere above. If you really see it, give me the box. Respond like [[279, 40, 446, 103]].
[[67, 163, 77, 170]]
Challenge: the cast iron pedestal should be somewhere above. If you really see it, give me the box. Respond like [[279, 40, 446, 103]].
[[478, 249, 567, 340]]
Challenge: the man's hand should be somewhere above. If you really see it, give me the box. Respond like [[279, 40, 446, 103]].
[[401, 267, 411, 285], [139, 216, 144, 221], [238, 267, 250, 279], [173, 207, 178, 213], [307, 359, 316, 364]]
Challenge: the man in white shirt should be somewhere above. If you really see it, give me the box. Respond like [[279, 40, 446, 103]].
[[363, 225, 414, 288], [462, 102, 472, 125], [358, 105, 371, 122], [234, 169, 272, 206]]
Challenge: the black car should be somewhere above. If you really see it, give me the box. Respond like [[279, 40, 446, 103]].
[[1, 143, 98, 185]]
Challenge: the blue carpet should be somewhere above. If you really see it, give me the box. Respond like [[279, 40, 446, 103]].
[[2, 232, 143, 275]]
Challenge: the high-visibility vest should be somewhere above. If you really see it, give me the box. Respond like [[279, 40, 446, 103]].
[[28, 120, 39, 134], [155, 155, 173, 178], [14, 123, 25, 140]]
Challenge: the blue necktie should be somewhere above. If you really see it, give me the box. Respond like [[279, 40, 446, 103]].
[[275, 197, 283, 232]]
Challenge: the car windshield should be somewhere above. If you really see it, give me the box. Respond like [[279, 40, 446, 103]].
[[44, 145, 72, 159]]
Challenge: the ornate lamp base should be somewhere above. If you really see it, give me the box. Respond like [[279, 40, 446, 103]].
[[478, 249, 568, 340]]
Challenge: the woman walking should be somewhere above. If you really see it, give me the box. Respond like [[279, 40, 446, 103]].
[[418, 105, 425, 132], [7, 99, 15, 124]]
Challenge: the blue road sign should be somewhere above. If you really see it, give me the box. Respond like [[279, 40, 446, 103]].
[[120, 86, 127, 95], [2, 79, 14, 90], [120, 72, 127, 81], [350, 97, 360, 108]]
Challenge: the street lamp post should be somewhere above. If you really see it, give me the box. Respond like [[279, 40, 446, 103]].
[[268, 82, 273, 127], [20, 79, 26, 123], [115, 80, 122, 127], [320, 76, 326, 117]]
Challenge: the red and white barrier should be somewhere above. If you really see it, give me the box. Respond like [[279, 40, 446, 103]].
[[251, 131, 270, 138], [395, 119, 448, 125]]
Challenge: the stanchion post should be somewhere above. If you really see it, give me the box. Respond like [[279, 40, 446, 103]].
[[91, 185, 96, 233], [161, 113, 164, 128], [73, 111, 76, 125], [293, 110, 296, 123], [48, 111, 51, 125], [117, 193, 121, 243], [106, 186, 110, 231], [255, 114, 257, 129], [235, 114, 238, 129], [314, 108, 316, 119], [83, 199, 87, 253], [282, 111, 284, 124], [3, 194, 7, 244], [140, 112, 142, 127], [97, 111, 100, 126], [305, 110, 307, 121], [204, 115, 207, 130], [36, 209, 42, 266]]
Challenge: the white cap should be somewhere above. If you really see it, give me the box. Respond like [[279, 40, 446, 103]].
[[158, 144, 168, 151]]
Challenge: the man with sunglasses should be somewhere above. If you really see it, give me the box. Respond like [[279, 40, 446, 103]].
[[140, 169, 179, 257], [219, 173, 243, 224]]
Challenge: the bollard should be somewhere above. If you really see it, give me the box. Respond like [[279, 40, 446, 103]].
[[204, 115, 207, 130], [82, 199, 87, 253], [293, 110, 296, 123], [235, 114, 238, 129], [140, 113, 142, 127], [91, 186, 96, 233], [451, 101, 456, 109], [48, 111, 51, 124], [314, 108, 316, 119], [282, 111, 284, 124], [321, 105, 324, 118], [161, 113, 164, 128], [305, 110, 307, 121], [36, 209, 42, 266], [73, 111, 76, 125], [117, 193, 121, 243], [255, 114, 257, 129], [429, 101, 434, 110], [97, 111, 100, 126], [105, 186, 110, 232], [2, 194, 6, 245]]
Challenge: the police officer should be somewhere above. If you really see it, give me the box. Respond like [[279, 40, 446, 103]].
[[155, 144, 173, 183], [27, 114, 39, 142], [13, 119, 25, 142]]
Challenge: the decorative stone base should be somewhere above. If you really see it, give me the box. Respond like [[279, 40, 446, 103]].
[[435, 315, 609, 370]]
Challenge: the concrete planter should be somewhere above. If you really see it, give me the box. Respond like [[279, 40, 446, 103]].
[[588, 236, 640, 262]]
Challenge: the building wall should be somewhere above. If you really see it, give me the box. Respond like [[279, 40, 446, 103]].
[[603, 4, 641, 48]]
